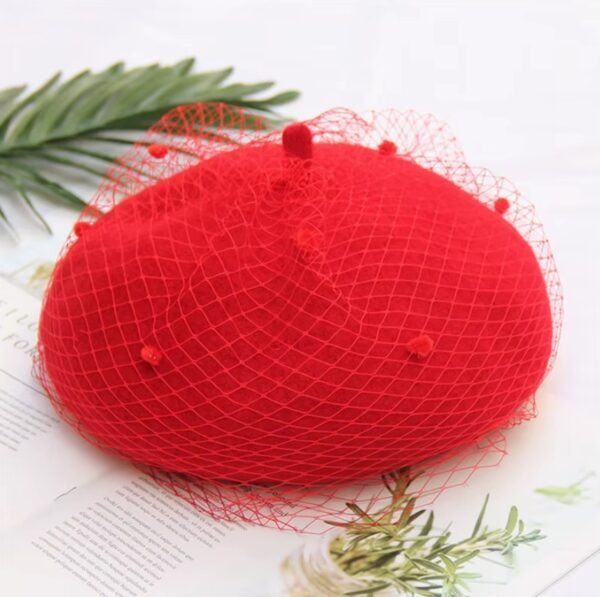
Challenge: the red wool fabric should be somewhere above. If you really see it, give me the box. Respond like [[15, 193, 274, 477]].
[[37, 105, 561, 514]]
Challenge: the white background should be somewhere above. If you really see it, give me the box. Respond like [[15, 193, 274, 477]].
[[0, 1, 599, 595]]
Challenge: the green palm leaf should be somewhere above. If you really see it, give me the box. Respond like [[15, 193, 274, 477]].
[[0, 58, 299, 235]]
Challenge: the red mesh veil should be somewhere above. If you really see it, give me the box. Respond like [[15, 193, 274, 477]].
[[36, 103, 562, 532]]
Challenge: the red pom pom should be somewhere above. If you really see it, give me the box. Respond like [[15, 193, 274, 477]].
[[494, 197, 510, 215], [140, 345, 162, 367], [148, 144, 168, 159], [73, 222, 92, 238], [378, 140, 397, 156], [406, 334, 434, 359], [282, 122, 313, 159]]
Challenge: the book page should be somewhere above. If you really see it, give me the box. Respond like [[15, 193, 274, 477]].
[[0, 280, 119, 532], [0, 465, 303, 597]]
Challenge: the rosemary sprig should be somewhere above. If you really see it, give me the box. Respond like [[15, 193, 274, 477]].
[[328, 468, 544, 596], [0, 58, 299, 234]]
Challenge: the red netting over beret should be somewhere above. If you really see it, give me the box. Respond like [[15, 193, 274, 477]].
[[36, 104, 562, 531]]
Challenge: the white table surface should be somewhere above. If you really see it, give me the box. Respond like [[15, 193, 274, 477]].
[[1, 1, 599, 595]]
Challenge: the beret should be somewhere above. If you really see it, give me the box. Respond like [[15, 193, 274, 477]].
[[37, 104, 561, 508]]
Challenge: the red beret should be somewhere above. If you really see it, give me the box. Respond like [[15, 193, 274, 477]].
[[38, 104, 561, 509]]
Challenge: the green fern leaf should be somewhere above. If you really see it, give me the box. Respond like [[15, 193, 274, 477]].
[[0, 58, 299, 235]]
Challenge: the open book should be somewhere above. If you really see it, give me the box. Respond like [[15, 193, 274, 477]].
[[1, 276, 598, 596]]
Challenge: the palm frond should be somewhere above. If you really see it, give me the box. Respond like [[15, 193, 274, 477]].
[[0, 58, 299, 234]]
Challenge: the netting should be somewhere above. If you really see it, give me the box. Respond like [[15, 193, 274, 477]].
[[36, 103, 562, 532]]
